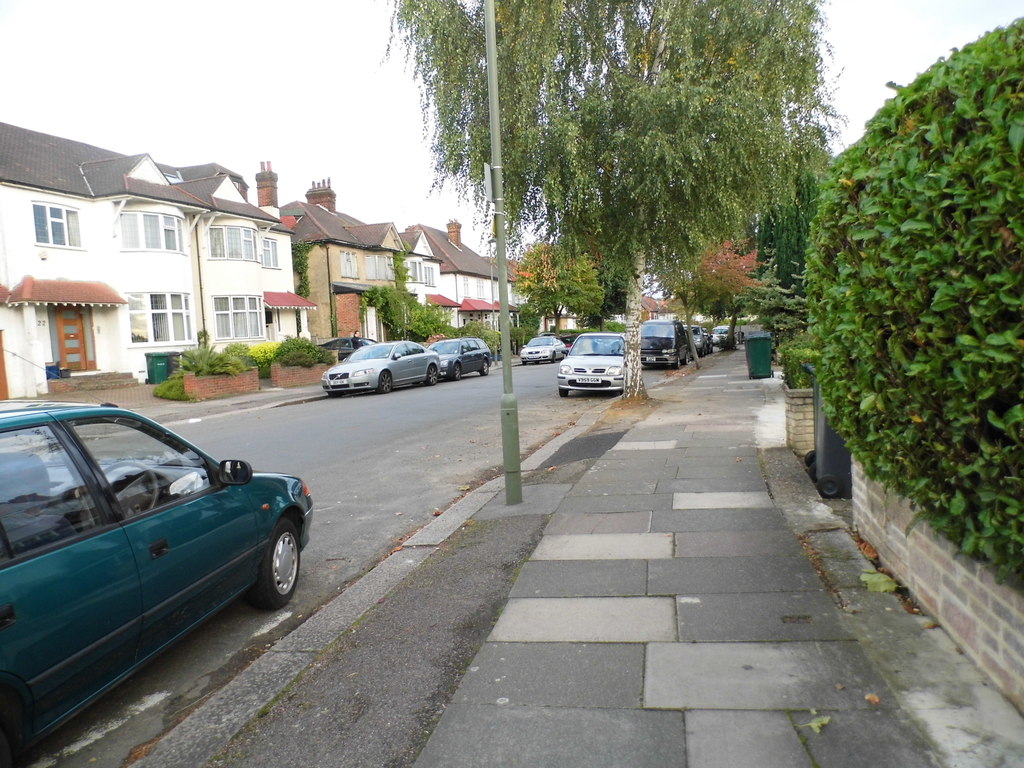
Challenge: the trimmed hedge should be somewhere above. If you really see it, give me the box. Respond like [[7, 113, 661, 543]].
[[777, 334, 821, 390], [806, 22, 1024, 578]]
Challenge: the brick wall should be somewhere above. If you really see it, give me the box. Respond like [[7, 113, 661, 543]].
[[269, 363, 330, 388], [853, 461, 1024, 710], [784, 385, 815, 457], [336, 294, 361, 339], [182, 369, 259, 401]]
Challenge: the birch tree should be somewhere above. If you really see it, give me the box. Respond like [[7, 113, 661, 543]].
[[392, 0, 834, 398]]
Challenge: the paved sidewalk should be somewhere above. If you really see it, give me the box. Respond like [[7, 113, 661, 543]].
[[412, 352, 1024, 768]]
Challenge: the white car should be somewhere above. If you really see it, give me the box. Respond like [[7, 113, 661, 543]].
[[557, 332, 625, 397], [521, 335, 568, 364]]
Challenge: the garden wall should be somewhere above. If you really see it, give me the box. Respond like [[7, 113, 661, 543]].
[[182, 369, 260, 400], [853, 462, 1024, 710], [784, 385, 814, 457], [269, 363, 330, 388]]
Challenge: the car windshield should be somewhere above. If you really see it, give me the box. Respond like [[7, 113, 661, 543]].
[[642, 325, 672, 339], [570, 336, 623, 356], [526, 337, 554, 347], [348, 343, 395, 361], [430, 340, 461, 354]]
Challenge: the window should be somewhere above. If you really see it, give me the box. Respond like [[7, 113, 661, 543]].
[[69, 418, 211, 519], [209, 226, 258, 261], [408, 260, 423, 283], [128, 293, 192, 343], [120, 212, 183, 251], [0, 426, 102, 558], [33, 203, 81, 247], [262, 238, 279, 268], [424, 265, 437, 287], [341, 251, 358, 278], [365, 254, 394, 281], [476, 279, 486, 298], [213, 296, 264, 339], [462, 276, 470, 297]]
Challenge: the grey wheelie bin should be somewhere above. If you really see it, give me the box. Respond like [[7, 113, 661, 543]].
[[803, 364, 852, 499]]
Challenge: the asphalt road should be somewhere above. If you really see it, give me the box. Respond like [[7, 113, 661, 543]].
[[20, 362, 674, 768]]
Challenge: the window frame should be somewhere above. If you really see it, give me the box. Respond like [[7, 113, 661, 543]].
[[209, 225, 259, 261], [128, 292, 193, 344], [120, 212, 184, 252], [212, 295, 265, 340], [33, 202, 82, 248], [261, 237, 279, 268]]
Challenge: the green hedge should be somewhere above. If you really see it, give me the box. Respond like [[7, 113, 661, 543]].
[[777, 334, 821, 390], [806, 22, 1024, 579]]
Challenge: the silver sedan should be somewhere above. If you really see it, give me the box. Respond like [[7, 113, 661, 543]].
[[520, 335, 568, 364], [321, 341, 440, 396]]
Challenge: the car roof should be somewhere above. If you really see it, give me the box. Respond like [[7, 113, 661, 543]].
[[0, 400, 135, 427]]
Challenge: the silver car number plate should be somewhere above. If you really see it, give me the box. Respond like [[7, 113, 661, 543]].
[[644, 356, 657, 362], [576, 376, 601, 383]]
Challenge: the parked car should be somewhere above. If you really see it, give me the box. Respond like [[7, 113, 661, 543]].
[[711, 325, 730, 346], [557, 332, 626, 397], [640, 320, 690, 369], [520, 335, 568, 364], [317, 336, 377, 362], [321, 340, 440, 396], [0, 401, 313, 763], [428, 337, 492, 380], [690, 326, 713, 357]]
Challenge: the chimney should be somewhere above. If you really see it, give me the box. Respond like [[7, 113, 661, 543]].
[[447, 219, 462, 247], [305, 178, 337, 213], [256, 161, 279, 208]]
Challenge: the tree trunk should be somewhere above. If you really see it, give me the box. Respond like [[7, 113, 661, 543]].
[[623, 250, 647, 400]]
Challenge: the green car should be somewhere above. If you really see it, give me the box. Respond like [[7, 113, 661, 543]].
[[0, 402, 314, 765]]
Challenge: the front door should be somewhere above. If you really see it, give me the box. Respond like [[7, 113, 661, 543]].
[[56, 306, 91, 371]]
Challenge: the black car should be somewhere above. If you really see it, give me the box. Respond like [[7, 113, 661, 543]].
[[427, 337, 492, 380], [640, 320, 690, 368], [318, 336, 377, 362]]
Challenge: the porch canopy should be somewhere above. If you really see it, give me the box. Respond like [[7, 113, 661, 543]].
[[6, 276, 126, 306], [264, 291, 316, 310]]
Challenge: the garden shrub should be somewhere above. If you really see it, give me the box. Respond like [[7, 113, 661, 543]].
[[274, 337, 333, 367], [179, 345, 247, 376], [806, 21, 1024, 579], [221, 342, 254, 366], [247, 342, 281, 372], [777, 334, 821, 389], [153, 371, 190, 401]]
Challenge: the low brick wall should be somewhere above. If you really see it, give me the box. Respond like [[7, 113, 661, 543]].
[[182, 369, 260, 401], [269, 362, 329, 388], [853, 462, 1024, 710], [784, 385, 815, 457]]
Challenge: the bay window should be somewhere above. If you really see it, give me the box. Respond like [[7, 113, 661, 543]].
[[128, 293, 192, 343], [121, 212, 183, 251]]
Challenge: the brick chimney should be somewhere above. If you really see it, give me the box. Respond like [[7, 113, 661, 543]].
[[256, 161, 278, 208], [447, 219, 462, 247], [306, 179, 337, 213]]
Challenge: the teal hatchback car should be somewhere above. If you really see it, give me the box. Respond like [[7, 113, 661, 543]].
[[0, 402, 313, 766]]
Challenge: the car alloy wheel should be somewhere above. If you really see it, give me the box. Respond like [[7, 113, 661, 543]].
[[377, 370, 393, 394], [452, 362, 462, 381], [425, 364, 439, 386]]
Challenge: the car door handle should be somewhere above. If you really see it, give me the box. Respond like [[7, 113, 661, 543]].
[[149, 538, 170, 560], [0, 604, 15, 631]]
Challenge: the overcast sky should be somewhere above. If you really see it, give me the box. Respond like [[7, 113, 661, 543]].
[[2, 0, 1022, 254]]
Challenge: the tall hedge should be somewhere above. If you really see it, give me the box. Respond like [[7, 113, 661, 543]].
[[806, 21, 1024, 579]]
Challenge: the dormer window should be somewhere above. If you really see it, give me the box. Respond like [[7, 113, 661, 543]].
[[33, 203, 81, 247], [121, 212, 183, 251]]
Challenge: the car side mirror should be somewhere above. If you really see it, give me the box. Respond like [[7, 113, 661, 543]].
[[219, 459, 253, 485]]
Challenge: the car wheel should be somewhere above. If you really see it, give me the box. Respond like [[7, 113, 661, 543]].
[[451, 362, 463, 381], [247, 518, 300, 610], [558, 388, 569, 398], [425, 364, 439, 386], [672, 353, 681, 369], [376, 370, 393, 394], [480, 359, 490, 376]]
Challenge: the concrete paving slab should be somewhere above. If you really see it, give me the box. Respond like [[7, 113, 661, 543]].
[[581, 463, 681, 481], [455, 642, 645, 707], [647, 555, 822, 594], [611, 439, 677, 450], [490, 597, 677, 642], [673, 456, 761, 477], [675, 445, 759, 458], [801, 709, 942, 768], [658, 476, 768, 493], [532, 532, 674, 560], [414, 704, 685, 768], [676, 591, 853, 642], [544, 510, 653, 535], [557, 493, 675, 514], [674, 436, 758, 448], [673, 529, 806, 558], [685, 710, 813, 768], [474, 482, 573, 520], [674, 490, 774, 509], [571, 479, 660, 496], [644, 641, 894, 710], [652, 508, 787, 532], [510, 560, 648, 597]]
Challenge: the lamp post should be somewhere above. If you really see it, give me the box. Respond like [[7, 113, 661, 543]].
[[484, 0, 522, 504]]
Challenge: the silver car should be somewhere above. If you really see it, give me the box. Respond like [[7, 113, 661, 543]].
[[557, 332, 625, 397], [321, 340, 440, 396], [521, 335, 568, 364]]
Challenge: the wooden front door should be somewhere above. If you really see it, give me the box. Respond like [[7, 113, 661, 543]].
[[56, 306, 92, 371]]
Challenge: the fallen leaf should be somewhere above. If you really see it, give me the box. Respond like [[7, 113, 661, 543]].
[[865, 693, 881, 705], [857, 539, 879, 560], [861, 569, 899, 593], [799, 715, 832, 733], [432, 509, 443, 517]]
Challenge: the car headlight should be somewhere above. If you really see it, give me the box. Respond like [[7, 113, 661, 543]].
[[352, 367, 376, 377], [559, 363, 572, 374], [606, 366, 623, 376]]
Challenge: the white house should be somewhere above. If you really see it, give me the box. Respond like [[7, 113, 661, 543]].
[[0, 123, 313, 398]]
